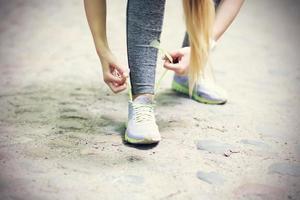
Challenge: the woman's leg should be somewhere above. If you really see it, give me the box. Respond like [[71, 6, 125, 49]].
[[125, 0, 166, 144], [126, 0, 166, 97]]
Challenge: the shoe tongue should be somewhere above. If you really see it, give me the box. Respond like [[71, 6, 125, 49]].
[[133, 95, 153, 104]]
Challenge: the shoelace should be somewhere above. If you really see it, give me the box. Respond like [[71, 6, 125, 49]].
[[132, 103, 155, 123]]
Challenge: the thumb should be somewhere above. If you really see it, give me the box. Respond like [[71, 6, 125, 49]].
[[162, 51, 182, 63], [163, 60, 183, 71], [169, 50, 183, 59], [110, 63, 129, 78]]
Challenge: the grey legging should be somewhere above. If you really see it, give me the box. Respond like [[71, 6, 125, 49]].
[[127, 0, 220, 95]]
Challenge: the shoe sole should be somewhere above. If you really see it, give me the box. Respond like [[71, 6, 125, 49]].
[[124, 130, 160, 144], [171, 81, 227, 105]]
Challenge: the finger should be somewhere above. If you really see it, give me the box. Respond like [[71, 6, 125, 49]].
[[113, 83, 127, 93], [161, 54, 173, 63], [121, 69, 129, 78], [163, 60, 183, 71], [169, 50, 183, 58], [164, 62, 186, 75], [165, 52, 173, 63], [112, 80, 126, 87], [105, 73, 126, 84], [110, 64, 129, 78], [162, 51, 182, 62], [108, 82, 127, 93]]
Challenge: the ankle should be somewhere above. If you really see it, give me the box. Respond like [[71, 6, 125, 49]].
[[132, 93, 154, 101]]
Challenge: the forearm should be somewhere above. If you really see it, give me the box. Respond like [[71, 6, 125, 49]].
[[84, 0, 110, 57], [212, 0, 244, 41]]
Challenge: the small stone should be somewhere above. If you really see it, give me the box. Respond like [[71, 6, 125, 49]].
[[111, 175, 144, 185], [224, 149, 240, 157], [126, 155, 142, 162], [224, 150, 232, 157], [196, 171, 225, 185], [197, 140, 237, 155], [268, 162, 300, 176]]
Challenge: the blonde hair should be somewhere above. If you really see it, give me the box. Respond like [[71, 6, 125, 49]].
[[182, 0, 215, 96]]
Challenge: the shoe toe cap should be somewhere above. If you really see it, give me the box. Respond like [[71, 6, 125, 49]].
[[197, 85, 228, 103], [126, 123, 161, 141]]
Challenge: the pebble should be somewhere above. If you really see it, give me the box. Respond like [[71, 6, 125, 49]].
[[109, 175, 144, 185], [197, 140, 238, 155], [196, 171, 225, 185], [268, 162, 300, 176], [224, 149, 240, 157]]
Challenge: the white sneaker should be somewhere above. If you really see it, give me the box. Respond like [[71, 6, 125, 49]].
[[125, 95, 161, 144], [172, 74, 227, 105]]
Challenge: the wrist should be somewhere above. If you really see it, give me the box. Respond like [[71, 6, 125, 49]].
[[96, 46, 111, 59], [95, 39, 111, 57]]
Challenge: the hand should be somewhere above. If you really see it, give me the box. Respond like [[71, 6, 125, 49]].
[[99, 51, 129, 93], [163, 47, 190, 75]]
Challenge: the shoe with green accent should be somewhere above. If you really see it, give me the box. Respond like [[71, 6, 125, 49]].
[[125, 95, 161, 144], [172, 74, 227, 105]]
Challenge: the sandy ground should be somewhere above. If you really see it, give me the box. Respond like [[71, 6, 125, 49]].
[[0, 0, 300, 199]]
